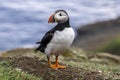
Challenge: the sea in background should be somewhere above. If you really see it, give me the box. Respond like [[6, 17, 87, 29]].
[[0, 0, 120, 51]]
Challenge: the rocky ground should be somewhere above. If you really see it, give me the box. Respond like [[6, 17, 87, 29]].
[[0, 48, 120, 80]]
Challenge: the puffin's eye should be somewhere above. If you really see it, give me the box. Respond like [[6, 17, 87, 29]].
[[59, 13, 62, 16]]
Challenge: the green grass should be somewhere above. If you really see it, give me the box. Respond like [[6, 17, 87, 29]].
[[97, 38, 120, 55], [0, 60, 42, 80]]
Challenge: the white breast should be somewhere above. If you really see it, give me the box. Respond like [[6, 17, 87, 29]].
[[45, 28, 75, 55]]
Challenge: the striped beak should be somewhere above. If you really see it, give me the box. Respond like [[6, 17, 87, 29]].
[[48, 14, 56, 23]]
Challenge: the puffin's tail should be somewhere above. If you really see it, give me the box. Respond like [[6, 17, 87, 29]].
[[35, 44, 45, 53]]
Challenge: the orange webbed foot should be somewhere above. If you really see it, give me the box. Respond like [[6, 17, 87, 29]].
[[50, 64, 66, 69], [47, 55, 66, 69]]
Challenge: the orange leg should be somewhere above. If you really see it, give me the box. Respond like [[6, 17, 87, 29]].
[[47, 55, 66, 69], [47, 56, 51, 66]]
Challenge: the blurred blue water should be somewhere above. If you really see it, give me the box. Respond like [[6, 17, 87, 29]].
[[0, 0, 120, 51]]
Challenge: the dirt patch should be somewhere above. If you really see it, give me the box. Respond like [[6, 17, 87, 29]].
[[0, 57, 105, 80]]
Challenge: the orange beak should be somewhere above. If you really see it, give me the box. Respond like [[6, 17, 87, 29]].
[[48, 14, 55, 23]]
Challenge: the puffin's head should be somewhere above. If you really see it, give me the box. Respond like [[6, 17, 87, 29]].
[[48, 10, 69, 23]]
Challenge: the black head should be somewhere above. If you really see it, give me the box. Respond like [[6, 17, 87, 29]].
[[48, 9, 69, 24]]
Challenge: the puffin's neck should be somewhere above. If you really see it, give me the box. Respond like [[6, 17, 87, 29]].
[[52, 20, 70, 31], [57, 20, 70, 28]]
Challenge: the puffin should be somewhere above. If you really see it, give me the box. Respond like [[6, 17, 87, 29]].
[[35, 9, 75, 69]]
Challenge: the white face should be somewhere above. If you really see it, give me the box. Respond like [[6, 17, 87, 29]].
[[54, 11, 69, 23]]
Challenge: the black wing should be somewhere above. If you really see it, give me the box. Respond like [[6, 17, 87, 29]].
[[40, 32, 53, 45], [35, 32, 54, 53], [35, 25, 60, 53]]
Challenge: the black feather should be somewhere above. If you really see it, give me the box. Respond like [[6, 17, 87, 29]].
[[35, 44, 45, 53], [35, 32, 54, 53]]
